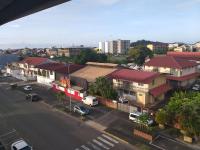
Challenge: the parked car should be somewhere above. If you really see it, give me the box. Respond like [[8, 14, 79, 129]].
[[26, 93, 40, 102], [11, 139, 32, 150], [118, 97, 128, 104], [129, 111, 154, 126], [24, 85, 32, 91], [73, 105, 90, 116], [82, 96, 98, 106], [192, 84, 200, 91]]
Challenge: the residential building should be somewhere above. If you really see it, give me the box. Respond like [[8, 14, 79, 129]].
[[145, 55, 199, 89], [173, 45, 187, 52], [167, 51, 200, 72], [105, 42, 109, 54], [98, 42, 105, 53], [109, 40, 118, 54], [98, 39, 130, 54], [109, 69, 171, 109], [117, 39, 130, 54], [36, 62, 83, 86], [57, 47, 91, 57], [147, 43, 168, 52], [71, 62, 118, 90], [168, 43, 179, 50], [6, 57, 51, 81]]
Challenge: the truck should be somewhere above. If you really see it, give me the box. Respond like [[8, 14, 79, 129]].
[[82, 96, 98, 106]]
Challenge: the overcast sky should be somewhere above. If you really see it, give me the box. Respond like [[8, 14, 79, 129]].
[[0, 0, 200, 49]]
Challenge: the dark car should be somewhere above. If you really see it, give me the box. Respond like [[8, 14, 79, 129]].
[[73, 105, 90, 116], [26, 93, 40, 102]]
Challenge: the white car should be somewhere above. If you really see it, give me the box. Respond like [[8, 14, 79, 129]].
[[24, 85, 32, 91], [118, 97, 128, 104], [129, 112, 154, 126], [192, 84, 200, 91], [82, 96, 98, 106], [11, 140, 32, 150]]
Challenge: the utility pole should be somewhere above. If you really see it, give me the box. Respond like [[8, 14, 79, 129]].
[[67, 62, 72, 112]]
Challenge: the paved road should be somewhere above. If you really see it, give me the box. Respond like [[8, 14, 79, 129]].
[[0, 82, 134, 150]]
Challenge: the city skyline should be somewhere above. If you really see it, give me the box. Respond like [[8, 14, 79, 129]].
[[0, 0, 200, 49]]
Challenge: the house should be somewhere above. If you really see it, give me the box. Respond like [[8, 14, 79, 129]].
[[36, 62, 84, 101], [167, 52, 200, 72], [71, 62, 118, 87], [36, 62, 83, 86], [108, 69, 171, 110], [6, 57, 51, 81], [147, 43, 168, 53], [145, 55, 199, 89]]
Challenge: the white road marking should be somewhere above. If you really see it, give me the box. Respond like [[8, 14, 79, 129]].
[[102, 134, 119, 144], [87, 141, 102, 150], [92, 139, 110, 150], [75, 148, 80, 150], [0, 129, 16, 138], [81, 145, 91, 150], [97, 137, 114, 147]]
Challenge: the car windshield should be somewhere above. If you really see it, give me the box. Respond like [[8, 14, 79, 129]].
[[21, 146, 31, 150]]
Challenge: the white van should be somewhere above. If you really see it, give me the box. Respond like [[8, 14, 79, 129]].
[[82, 96, 98, 106]]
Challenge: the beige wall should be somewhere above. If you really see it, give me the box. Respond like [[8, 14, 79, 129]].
[[113, 75, 167, 106]]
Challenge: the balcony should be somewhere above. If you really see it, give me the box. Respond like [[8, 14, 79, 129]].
[[113, 83, 148, 92]]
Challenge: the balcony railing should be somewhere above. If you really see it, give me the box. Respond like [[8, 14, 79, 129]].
[[113, 84, 148, 92]]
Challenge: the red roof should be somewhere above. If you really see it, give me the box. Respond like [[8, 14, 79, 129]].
[[167, 52, 200, 62], [36, 62, 84, 75], [167, 51, 200, 57], [150, 84, 171, 97], [108, 69, 160, 84], [145, 55, 198, 69], [167, 73, 200, 81], [21, 57, 49, 66]]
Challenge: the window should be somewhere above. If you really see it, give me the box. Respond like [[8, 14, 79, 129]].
[[139, 93, 143, 96], [138, 83, 144, 86], [152, 79, 155, 85], [50, 71, 53, 75]]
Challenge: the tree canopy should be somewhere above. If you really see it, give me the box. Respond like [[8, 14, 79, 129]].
[[73, 49, 107, 65], [128, 46, 153, 66], [88, 77, 118, 100], [155, 91, 200, 137]]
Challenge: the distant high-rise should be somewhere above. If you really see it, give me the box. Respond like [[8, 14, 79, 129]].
[[117, 40, 130, 54], [98, 39, 130, 54]]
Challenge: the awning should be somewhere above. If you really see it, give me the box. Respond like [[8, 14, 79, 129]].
[[150, 84, 171, 97], [167, 73, 200, 81]]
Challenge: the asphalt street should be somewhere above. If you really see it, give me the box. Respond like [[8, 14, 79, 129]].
[[0, 80, 134, 150]]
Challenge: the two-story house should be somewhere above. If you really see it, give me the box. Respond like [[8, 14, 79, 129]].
[[145, 55, 199, 89], [6, 57, 50, 81], [108, 69, 171, 109]]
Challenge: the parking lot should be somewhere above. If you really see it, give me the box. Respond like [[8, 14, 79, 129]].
[[14, 83, 113, 122]]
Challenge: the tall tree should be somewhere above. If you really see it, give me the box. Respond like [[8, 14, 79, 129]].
[[128, 46, 153, 66], [88, 77, 118, 100]]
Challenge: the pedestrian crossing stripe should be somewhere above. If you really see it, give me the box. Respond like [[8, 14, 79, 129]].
[[81, 145, 91, 150], [97, 137, 114, 147], [75, 134, 119, 150], [102, 134, 119, 144], [87, 141, 101, 150]]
